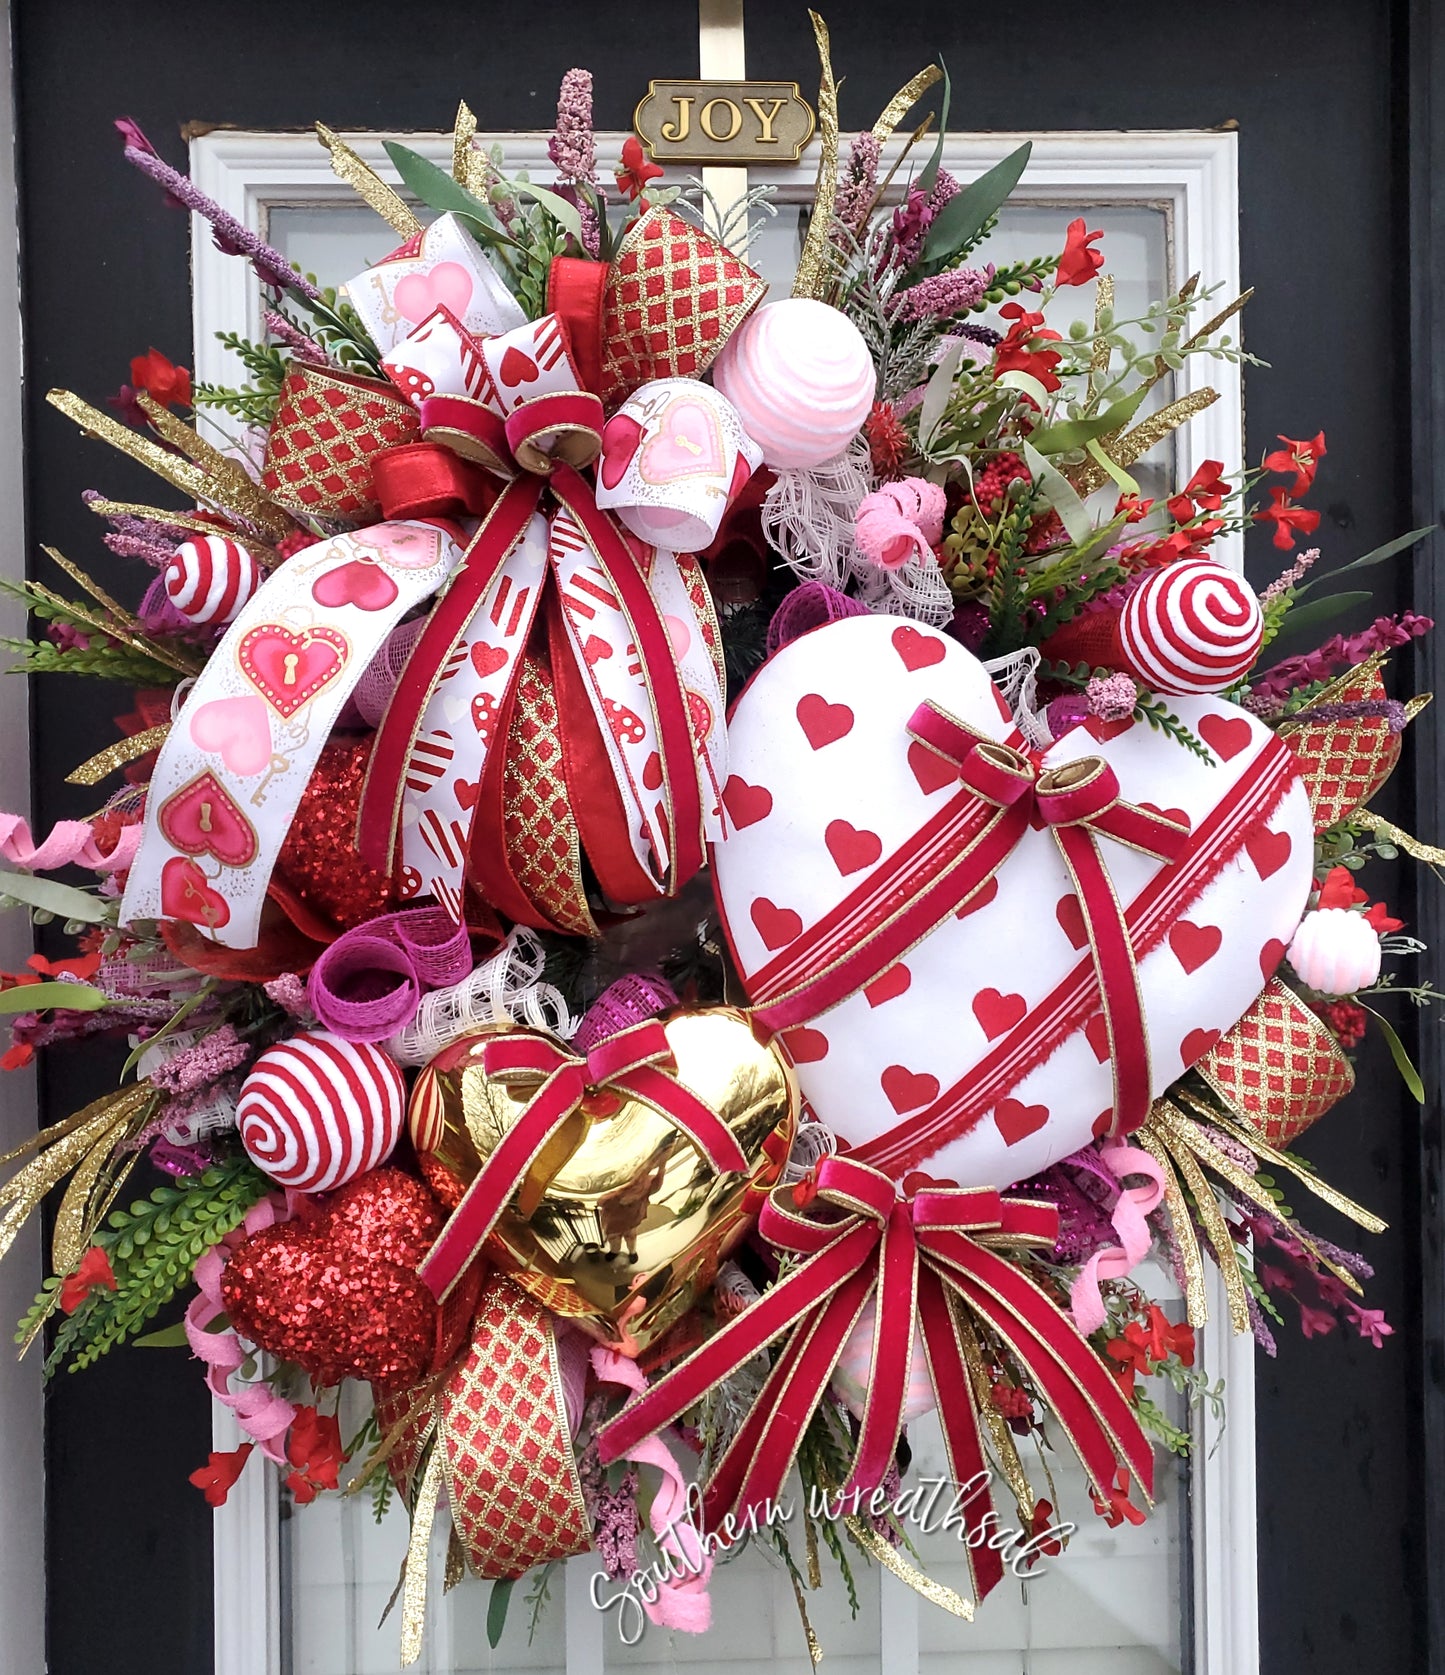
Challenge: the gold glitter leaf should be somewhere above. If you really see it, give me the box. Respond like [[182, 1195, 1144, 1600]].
[[317, 123, 423, 239], [46, 390, 295, 543], [791, 11, 839, 302], [66, 725, 172, 787]]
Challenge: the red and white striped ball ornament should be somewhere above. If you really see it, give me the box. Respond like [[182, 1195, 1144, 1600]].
[[1119, 558, 1264, 696], [238, 1031, 405, 1192], [164, 535, 262, 626]]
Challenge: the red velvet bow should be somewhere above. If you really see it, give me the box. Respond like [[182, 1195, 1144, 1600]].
[[907, 701, 1189, 1138], [749, 700, 1189, 1142], [419, 1019, 749, 1302], [599, 1152, 1153, 1602]]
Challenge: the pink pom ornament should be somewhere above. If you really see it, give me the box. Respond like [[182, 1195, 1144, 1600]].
[[238, 1030, 406, 1192], [164, 535, 263, 626], [1118, 558, 1263, 696], [1286, 908, 1383, 996], [711, 298, 876, 469], [854, 477, 947, 570]]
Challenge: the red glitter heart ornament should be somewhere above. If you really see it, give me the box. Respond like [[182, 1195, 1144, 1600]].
[[221, 1168, 442, 1394]]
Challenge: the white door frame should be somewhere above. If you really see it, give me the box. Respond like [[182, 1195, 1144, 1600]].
[[0, 0, 46, 1668], [192, 124, 1256, 1675]]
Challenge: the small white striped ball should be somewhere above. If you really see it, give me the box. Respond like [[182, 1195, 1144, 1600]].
[[1119, 558, 1263, 696], [164, 535, 263, 626], [711, 298, 875, 470], [238, 1030, 405, 1192]]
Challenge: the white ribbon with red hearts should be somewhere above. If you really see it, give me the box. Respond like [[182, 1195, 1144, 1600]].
[[382, 314, 728, 916], [121, 522, 468, 948]]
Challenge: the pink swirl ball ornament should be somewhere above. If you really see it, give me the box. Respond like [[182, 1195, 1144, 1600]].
[[238, 1030, 406, 1192], [164, 535, 263, 626], [1118, 558, 1263, 695], [1286, 908, 1383, 996], [711, 297, 876, 469]]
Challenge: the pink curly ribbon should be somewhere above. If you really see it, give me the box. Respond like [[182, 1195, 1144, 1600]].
[[0, 813, 142, 874], [592, 1346, 712, 1633], [853, 477, 947, 571], [307, 906, 473, 1042], [1069, 1138, 1167, 1334], [185, 1193, 298, 1462]]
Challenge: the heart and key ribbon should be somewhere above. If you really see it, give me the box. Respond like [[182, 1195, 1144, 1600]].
[[358, 309, 728, 927]]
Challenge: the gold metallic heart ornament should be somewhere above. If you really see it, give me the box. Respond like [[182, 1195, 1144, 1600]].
[[408, 1007, 797, 1352]]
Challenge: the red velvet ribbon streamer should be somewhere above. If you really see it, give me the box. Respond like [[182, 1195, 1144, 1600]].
[[372, 443, 498, 520], [357, 322, 706, 901], [749, 700, 1189, 1139], [598, 1153, 1153, 1602], [419, 1018, 748, 1302]]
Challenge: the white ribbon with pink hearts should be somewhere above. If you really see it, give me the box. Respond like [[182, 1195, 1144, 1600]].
[[342, 211, 526, 357], [121, 522, 468, 948]]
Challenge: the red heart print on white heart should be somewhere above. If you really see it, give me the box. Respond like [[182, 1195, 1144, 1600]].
[[711, 614, 1314, 1191]]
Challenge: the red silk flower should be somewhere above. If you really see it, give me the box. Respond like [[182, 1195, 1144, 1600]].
[[59, 1245, 117, 1314], [615, 136, 664, 203], [1263, 431, 1327, 498], [1255, 486, 1321, 550], [284, 1406, 347, 1505], [1057, 218, 1104, 286], [189, 1444, 254, 1508], [129, 347, 192, 408]]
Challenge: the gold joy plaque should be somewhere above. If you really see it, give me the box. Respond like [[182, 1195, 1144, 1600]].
[[634, 79, 816, 165]]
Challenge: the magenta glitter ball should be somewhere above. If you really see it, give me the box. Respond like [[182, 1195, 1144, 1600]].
[[221, 1168, 443, 1393]]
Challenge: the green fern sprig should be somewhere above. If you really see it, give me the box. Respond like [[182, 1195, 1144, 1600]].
[[0, 636, 187, 685], [193, 331, 290, 425], [43, 1153, 272, 1376], [1133, 695, 1215, 765]]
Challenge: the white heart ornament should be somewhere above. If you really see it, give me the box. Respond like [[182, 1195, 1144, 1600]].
[[711, 615, 1314, 1190]]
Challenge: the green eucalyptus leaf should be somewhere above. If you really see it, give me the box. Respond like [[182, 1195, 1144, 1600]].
[[502, 176, 585, 244], [920, 141, 1032, 266], [0, 981, 107, 1015], [1294, 525, 1436, 598], [0, 870, 113, 924], [1023, 440, 1093, 545], [487, 1578, 515, 1648], [133, 1321, 190, 1349], [381, 143, 524, 254], [1029, 387, 1147, 457], [915, 61, 951, 195], [918, 341, 966, 451], [1366, 1007, 1425, 1104], [1270, 590, 1374, 640]]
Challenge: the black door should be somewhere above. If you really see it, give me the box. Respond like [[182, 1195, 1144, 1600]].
[[12, 2, 1440, 1671]]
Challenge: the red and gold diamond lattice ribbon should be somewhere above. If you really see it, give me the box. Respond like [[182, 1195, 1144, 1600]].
[[376, 1272, 591, 1664]]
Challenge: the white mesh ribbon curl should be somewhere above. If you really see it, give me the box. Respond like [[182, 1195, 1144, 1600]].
[[761, 438, 954, 627], [383, 928, 579, 1066]]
